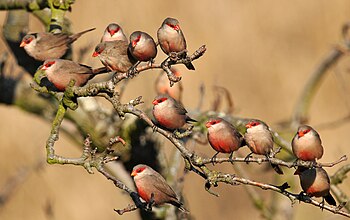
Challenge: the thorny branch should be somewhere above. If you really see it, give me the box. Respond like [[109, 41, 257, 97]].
[[32, 42, 350, 216]]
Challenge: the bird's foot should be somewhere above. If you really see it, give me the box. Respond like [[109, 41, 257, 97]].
[[228, 152, 234, 165], [151, 125, 158, 132], [244, 153, 253, 164], [145, 193, 155, 211], [319, 198, 325, 211], [211, 152, 219, 166]]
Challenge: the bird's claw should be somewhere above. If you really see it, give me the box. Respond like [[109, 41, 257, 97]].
[[244, 153, 253, 164], [211, 152, 219, 166], [152, 125, 158, 132]]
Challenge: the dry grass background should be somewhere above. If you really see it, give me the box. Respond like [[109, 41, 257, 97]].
[[0, 0, 350, 219]]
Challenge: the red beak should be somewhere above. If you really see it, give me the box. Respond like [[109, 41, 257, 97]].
[[131, 170, 137, 177], [298, 131, 304, 138], [92, 51, 99, 57], [19, 41, 26, 47], [152, 100, 158, 105], [205, 122, 211, 128]]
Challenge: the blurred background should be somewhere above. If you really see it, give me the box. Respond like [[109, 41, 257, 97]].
[[0, 0, 350, 219]]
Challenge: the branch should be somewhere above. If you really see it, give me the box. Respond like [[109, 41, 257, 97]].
[[292, 23, 350, 126], [0, 0, 47, 10]]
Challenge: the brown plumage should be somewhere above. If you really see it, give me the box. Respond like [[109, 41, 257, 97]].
[[206, 118, 244, 159], [39, 59, 94, 91], [131, 164, 188, 212], [157, 17, 195, 70], [152, 94, 196, 130], [129, 31, 157, 62], [20, 28, 95, 61], [295, 167, 336, 206], [292, 125, 324, 161], [244, 119, 283, 174], [92, 40, 136, 72]]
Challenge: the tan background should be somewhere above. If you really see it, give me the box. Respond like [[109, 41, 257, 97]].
[[0, 0, 350, 219]]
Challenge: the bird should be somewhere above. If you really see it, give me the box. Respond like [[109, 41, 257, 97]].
[[155, 68, 183, 102], [152, 94, 196, 130], [292, 125, 324, 161], [92, 40, 136, 73], [100, 23, 127, 42], [131, 164, 188, 212], [244, 119, 283, 174], [206, 118, 244, 162], [157, 17, 195, 70], [294, 167, 336, 206], [37, 58, 95, 91], [20, 28, 95, 61], [129, 31, 157, 63]]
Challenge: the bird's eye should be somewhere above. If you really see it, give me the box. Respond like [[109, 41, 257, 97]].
[[136, 167, 145, 173], [45, 61, 55, 68], [303, 129, 310, 134]]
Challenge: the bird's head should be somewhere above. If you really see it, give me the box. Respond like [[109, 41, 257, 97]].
[[164, 17, 180, 31], [20, 34, 36, 47], [297, 125, 312, 138], [130, 31, 142, 48], [205, 118, 223, 128], [106, 23, 121, 37], [92, 43, 105, 57], [152, 95, 169, 106], [41, 59, 56, 71]]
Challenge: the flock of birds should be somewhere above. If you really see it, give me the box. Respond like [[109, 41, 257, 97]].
[[18, 17, 336, 213]]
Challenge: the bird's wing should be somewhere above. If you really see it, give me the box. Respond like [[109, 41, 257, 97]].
[[173, 99, 188, 115], [148, 174, 178, 200], [38, 33, 70, 50], [59, 61, 92, 74]]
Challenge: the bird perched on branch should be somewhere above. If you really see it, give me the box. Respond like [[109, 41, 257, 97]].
[[244, 119, 283, 174], [100, 23, 127, 42], [131, 164, 189, 213], [206, 118, 244, 162], [157, 17, 195, 70], [20, 28, 95, 61], [36, 59, 97, 91], [129, 31, 157, 63], [292, 125, 324, 161], [152, 94, 196, 130], [92, 40, 136, 73], [294, 167, 336, 206]]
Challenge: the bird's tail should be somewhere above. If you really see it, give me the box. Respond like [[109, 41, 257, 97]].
[[186, 116, 197, 123], [184, 62, 195, 70], [324, 194, 337, 206], [170, 200, 189, 213], [271, 163, 284, 175], [69, 28, 96, 43]]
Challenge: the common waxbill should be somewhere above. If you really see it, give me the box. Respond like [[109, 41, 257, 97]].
[[92, 40, 136, 72], [38, 59, 94, 91], [131, 164, 188, 212], [294, 167, 336, 206], [100, 23, 127, 42], [244, 119, 283, 174], [206, 118, 244, 161], [20, 28, 95, 61], [157, 17, 195, 70], [152, 94, 196, 130], [292, 125, 324, 161], [129, 31, 157, 63]]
